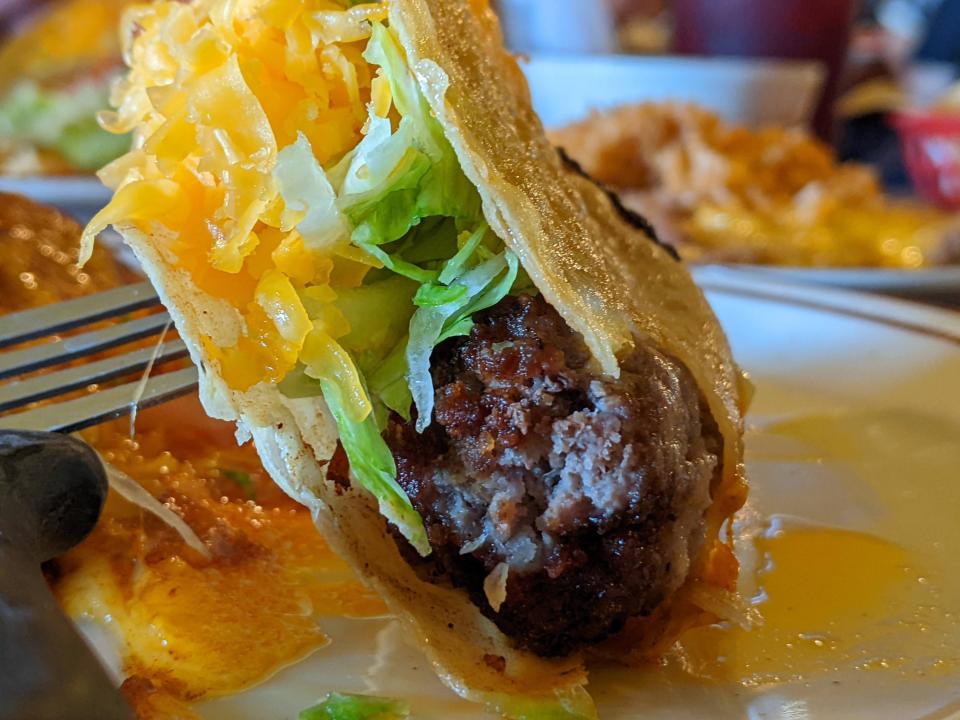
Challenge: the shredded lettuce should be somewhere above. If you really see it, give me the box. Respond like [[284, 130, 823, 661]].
[[370, 338, 413, 422], [303, 329, 428, 555], [362, 24, 441, 154], [414, 282, 468, 307], [338, 118, 428, 219], [277, 363, 322, 399], [439, 226, 488, 285], [334, 276, 418, 361], [0, 80, 130, 170], [274, 20, 526, 553], [340, 24, 481, 249], [322, 378, 426, 553], [276, 134, 349, 251], [357, 242, 439, 284], [299, 693, 410, 720], [407, 251, 516, 432]]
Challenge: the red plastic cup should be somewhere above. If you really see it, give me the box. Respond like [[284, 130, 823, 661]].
[[672, 0, 856, 140], [892, 110, 960, 211]]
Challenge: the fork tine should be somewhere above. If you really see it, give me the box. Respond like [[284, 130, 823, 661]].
[[0, 281, 160, 350], [0, 366, 200, 433], [0, 312, 172, 381], [0, 339, 190, 413]]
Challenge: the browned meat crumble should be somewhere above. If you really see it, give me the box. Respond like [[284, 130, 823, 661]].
[[383, 295, 720, 656]]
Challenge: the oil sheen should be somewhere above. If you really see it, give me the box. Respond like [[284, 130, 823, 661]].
[[706, 409, 960, 686]]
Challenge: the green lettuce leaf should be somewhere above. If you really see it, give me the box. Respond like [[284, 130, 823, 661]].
[[277, 363, 322, 399], [357, 242, 439, 284], [299, 692, 410, 720], [394, 216, 460, 265], [414, 282, 468, 308], [339, 24, 480, 250], [314, 362, 429, 555], [0, 80, 130, 170], [370, 338, 414, 422], [438, 225, 488, 285], [334, 276, 418, 359], [338, 117, 429, 228], [407, 251, 516, 431], [276, 133, 349, 251], [277, 351, 426, 553], [362, 24, 439, 150]]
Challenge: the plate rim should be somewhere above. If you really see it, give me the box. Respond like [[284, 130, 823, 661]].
[[695, 266, 960, 347], [709, 263, 960, 294]]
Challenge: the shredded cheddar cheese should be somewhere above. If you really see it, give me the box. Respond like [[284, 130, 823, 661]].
[[83, 0, 389, 394]]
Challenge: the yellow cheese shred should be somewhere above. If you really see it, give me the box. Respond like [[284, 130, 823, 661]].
[[82, 0, 388, 397]]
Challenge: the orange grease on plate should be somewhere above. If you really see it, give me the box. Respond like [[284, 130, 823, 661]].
[[679, 523, 914, 685], [673, 409, 960, 689]]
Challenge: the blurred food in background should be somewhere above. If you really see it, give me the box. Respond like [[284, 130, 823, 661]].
[[523, 54, 825, 134], [0, 0, 132, 176], [551, 102, 960, 268]]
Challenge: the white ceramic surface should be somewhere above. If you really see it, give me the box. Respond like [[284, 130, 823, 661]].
[[191, 268, 960, 720], [522, 55, 825, 129], [707, 264, 960, 300]]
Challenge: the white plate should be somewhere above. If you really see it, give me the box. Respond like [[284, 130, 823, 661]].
[[522, 55, 825, 129], [0, 176, 110, 223], [192, 269, 960, 720], [713, 264, 960, 300]]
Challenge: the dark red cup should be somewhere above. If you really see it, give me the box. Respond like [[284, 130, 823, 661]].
[[673, 0, 857, 140], [892, 110, 960, 210]]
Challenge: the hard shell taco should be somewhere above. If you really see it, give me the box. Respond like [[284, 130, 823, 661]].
[[82, 0, 748, 710]]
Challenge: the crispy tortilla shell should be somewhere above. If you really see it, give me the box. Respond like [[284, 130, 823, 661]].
[[107, 0, 745, 702]]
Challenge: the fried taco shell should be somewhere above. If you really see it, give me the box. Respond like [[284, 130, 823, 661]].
[[82, 0, 747, 707]]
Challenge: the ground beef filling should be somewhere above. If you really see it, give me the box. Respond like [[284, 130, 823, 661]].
[[383, 295, 720, 656]]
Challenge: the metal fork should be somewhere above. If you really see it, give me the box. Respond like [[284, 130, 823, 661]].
[[0, 282, 198, 433]]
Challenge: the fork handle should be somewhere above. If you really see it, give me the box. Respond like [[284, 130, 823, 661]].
[[0, 543, 133, 720]]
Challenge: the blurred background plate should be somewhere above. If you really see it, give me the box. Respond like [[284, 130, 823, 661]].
[[712, 264, 960, 301], [522, 54, 826, 128], [523, 54, 960, 305], [0, 176, 110, 223]]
